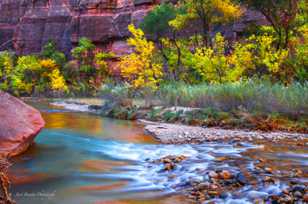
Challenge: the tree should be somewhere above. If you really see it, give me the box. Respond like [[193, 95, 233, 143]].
[[241, 0, 300, 49], [41, 41, 66, 66], [140, 4, 178, 79], [119, 24, 163, 105], [140, 3, 177, 40], [72, 37, 95, 67], [169, 0, 242, 47]]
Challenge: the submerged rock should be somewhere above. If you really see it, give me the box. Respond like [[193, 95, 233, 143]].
[[0, 91, 45, 157]]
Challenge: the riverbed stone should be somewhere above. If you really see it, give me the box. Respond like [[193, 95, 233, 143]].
[[304, 193, 308, 202], [0, 91, 45, 157]]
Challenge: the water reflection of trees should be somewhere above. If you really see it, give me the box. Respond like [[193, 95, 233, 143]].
[[42, 112, 103, 134]]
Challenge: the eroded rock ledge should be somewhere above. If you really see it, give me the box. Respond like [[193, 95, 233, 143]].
[[141, 120, 308, 144], [0, 91, 45, 158]]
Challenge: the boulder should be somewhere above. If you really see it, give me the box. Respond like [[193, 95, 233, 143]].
[[0, 91, 45, 158]]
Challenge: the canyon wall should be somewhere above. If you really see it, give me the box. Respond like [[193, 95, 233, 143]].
[[0, 0, 266, 56], [0, 0, 156, 55]]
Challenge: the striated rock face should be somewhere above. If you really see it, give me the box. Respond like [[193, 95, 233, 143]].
[[0, 91, 45, 157], [0, 0, 156, 55], [0, 0, 266, 56]]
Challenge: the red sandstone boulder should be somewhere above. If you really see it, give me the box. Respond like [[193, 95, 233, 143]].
[[0, 91, 45, 158]]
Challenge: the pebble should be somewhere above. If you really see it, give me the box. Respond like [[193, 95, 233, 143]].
[[304, 193, 308, 202], [164, 163, 175, 171], [209, 171, 219, 179], [210, 184, 219, 190], [236, 173, 248, 185], [220, 170, 233, 180], [279, 195, 293, 203], [196, 182, 209, 190], [293, 191, 302, 198], [264, 167, 273, 174], [264, 176, 274, 183]]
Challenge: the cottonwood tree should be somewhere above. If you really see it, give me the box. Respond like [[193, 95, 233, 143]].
[[169, 0, 242, 47], [140, 3, 178, 79], [119, 24, 163, 106], [241, 0, 301, 49]]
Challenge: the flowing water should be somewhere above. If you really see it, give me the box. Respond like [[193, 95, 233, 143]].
[[9, 100, 307, 204]]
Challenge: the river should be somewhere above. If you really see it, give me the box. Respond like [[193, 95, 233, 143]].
[[9, 100, 307, 204]]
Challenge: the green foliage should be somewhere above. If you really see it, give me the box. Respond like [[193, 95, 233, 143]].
[[69, 38, 113, 94], [162, 110, 183, 122], [140, 3, 177, 38], [0, 53, 68, 96], [12, 55, 41, 94], [240, 0, 301, 49], [101, 83, 133, 102], [41, 41, 66, 66], [95, 51, 114, 78], [0, 52, 14, 91], [72, 37, 95, 61], [146, 107, 163, 120]]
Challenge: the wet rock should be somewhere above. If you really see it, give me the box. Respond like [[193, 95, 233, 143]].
[[164, 163, 175, 171], [236, 173, 248, 185], [219, 170, 233, 180], [157, 155, 187, 172], [270, 195, 280, 201], [303, 193, 308, 202], [247, 191, 268, 199], [209, 171, 219, 179], [292, 184, 306, 193], [208, 191, 220, 196], [282, 189, 290, 195], [264, 176, 275, 183], [0, 91, 45, 157], [264, 167, 273, 174], [209, 184, 219, 190], [196, 182, 210, 191], [88, 105, 102, 111], [278, 195, 293, 203], [293, 191, 302, 198]]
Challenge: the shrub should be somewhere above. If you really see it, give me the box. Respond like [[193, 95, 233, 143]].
[[41, 41, 66, 66], [0, 51, 14, 91]]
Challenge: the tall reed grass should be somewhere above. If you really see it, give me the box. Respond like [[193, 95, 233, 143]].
[[157, 80, 308, 117]]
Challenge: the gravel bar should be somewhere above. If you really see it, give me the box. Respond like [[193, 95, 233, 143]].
[[140, 120, 308, 144]]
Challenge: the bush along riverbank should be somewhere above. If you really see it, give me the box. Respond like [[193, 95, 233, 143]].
[[99, 81, 308, 135]]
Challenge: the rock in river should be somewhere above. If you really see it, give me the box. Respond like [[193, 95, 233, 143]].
[[0, 91, 45, 157]]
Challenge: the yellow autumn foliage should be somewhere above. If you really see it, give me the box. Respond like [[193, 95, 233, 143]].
[[120, 24, 163, 90], [49, 69, 68, 91], [169, 0, 242, 30], [40, 59, 58, 70]]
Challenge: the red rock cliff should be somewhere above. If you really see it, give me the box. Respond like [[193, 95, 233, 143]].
[[0, 0, 156, 55], [0, 0, 266, 56]]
